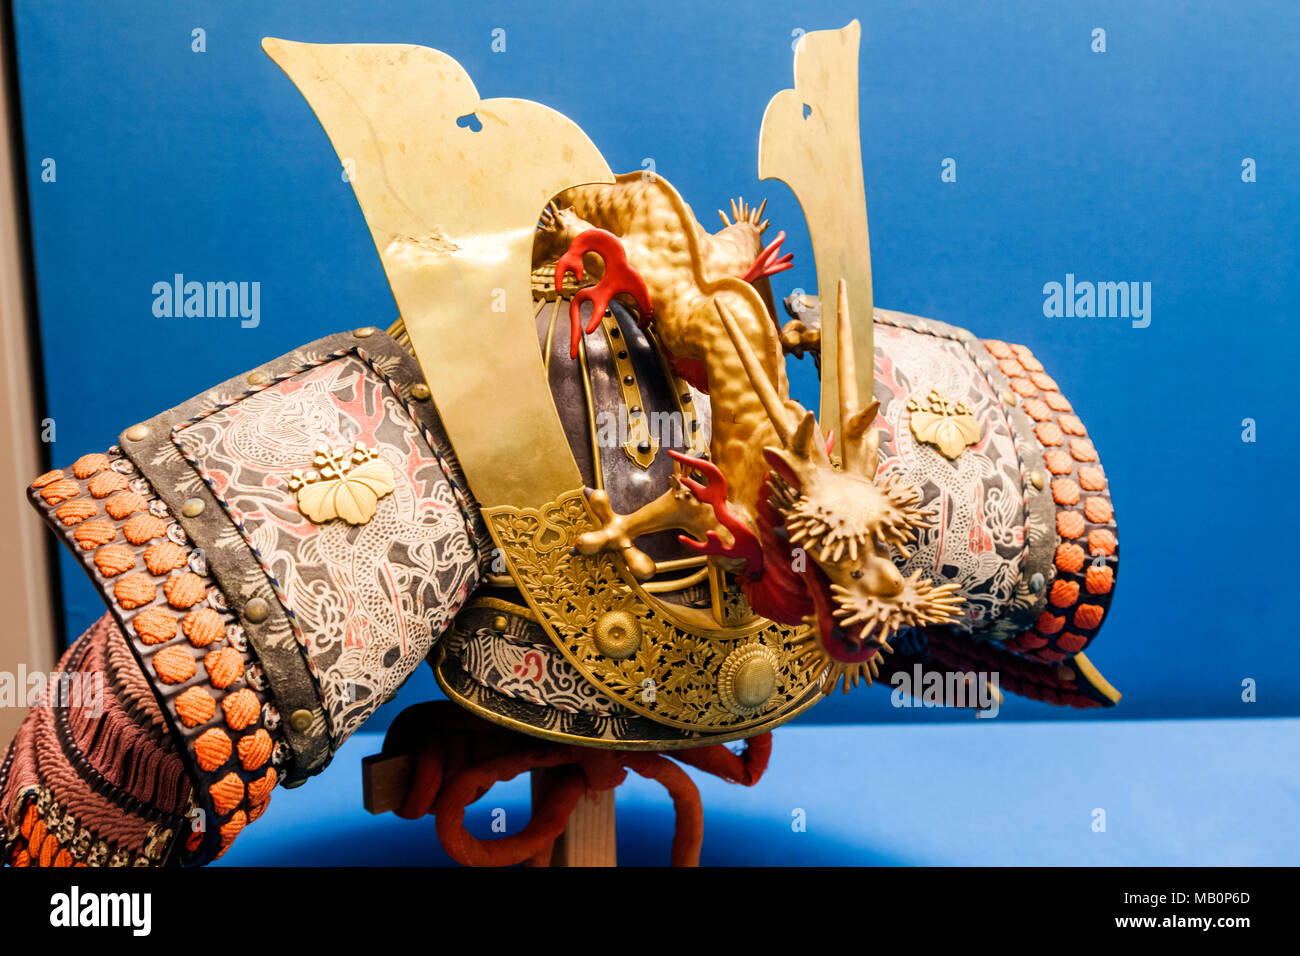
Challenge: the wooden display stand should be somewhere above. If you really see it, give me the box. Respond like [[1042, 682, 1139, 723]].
[[528, 768, 616, 866]]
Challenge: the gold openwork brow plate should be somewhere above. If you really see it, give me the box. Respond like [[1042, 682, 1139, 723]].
[[483, 489, 823, 733]]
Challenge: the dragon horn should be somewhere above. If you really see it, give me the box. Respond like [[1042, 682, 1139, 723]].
[[715, 296, 797, 444], [790, 409, 826, 463]]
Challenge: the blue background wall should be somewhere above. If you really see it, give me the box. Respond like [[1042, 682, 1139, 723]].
[[11, 0, 1297, 727]]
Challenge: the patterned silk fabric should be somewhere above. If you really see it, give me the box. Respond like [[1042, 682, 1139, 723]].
[[174, 352, 481, 745], [873, 319, 1037, 634]]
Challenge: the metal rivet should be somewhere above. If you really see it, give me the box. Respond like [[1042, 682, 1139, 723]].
[[637, 439, 651, 453], [243, 597, 270, 624], [289, 709, 313, 732], [124, 424, 149, 442], [609, 327, 620, 339], [1029, 572, 1045, 593], [410, 383, 431, 401], [246, 371, 269, 386], [1001, 391, 1018, 407], [282, 777, 306, 790], [491, 614, 509, 632], [623, 375, 634, 386], [353, 327, 376, 338], [681, 393, 692, 404], [1030, 471, 1045, 490], [617, 350, 628, 359], [181, 498, 205, 518]]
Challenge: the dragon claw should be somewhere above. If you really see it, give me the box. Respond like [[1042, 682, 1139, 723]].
[[667, 450, 763, 575], [741, 230, 794, 283], [573, 488, 658, 580]]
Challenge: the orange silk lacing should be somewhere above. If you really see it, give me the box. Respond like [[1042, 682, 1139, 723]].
[[382, 702, 771, 867]]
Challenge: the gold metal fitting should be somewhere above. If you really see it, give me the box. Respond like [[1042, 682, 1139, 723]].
[[717, 644, 779, 715], [592, 610, 642, 660]]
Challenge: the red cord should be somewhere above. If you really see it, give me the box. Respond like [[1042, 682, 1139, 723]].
[[380, 702, 770, 866]]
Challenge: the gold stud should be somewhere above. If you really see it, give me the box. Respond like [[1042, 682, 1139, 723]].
[[718, 644, 779, 715], [1030, 471, 1045, 490], [124, 424, 149, 442], [246, 371, 269, 386], [593, 610, 641, 660], [732, 658, 776, 707], [289, 709, 313, 732], [490, 614, 509, 632], [410, 383, 431, 401], [1001, 390, 1018, 407], [353, 327, 376, 338], [243, 597, 271, 624], [181, 498, 205, 518]]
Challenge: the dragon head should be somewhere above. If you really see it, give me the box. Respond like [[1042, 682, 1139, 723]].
[[717, 280, 963, 693]]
